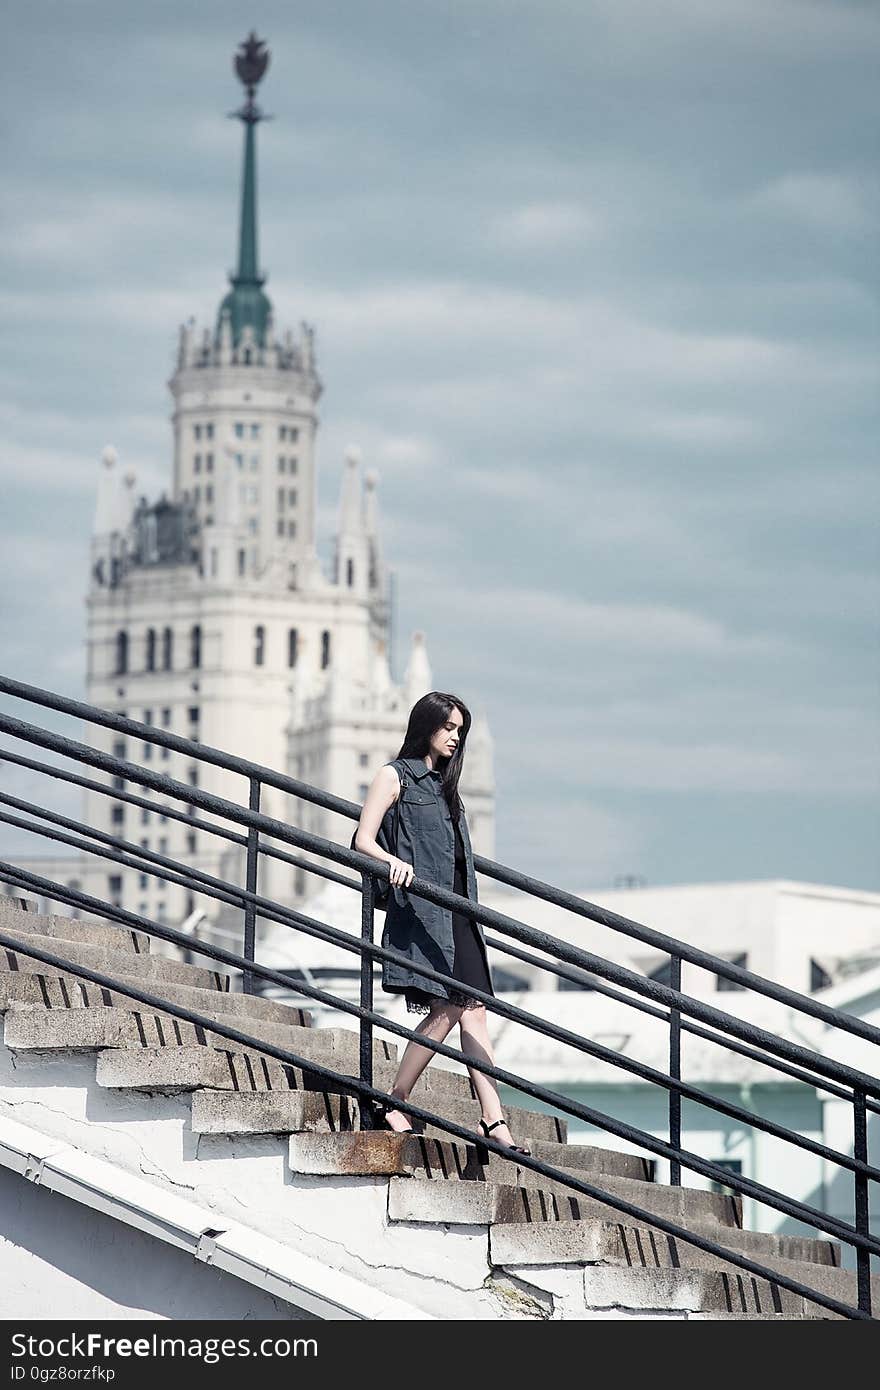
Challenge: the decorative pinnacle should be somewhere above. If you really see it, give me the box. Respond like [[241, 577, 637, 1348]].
[[229, 31, 271, 125]]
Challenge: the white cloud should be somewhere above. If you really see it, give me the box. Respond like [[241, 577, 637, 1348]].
[[488, 200, 602, 251], [747, 172, 871, 233]]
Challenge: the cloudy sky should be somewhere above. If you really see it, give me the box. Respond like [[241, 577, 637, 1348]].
[[1, 0, 877, 895]]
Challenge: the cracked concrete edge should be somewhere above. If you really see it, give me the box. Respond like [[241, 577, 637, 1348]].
[[0, 1109, 435, 1321]]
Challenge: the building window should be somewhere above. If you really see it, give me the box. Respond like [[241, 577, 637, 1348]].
[[194, 484, 201, 501], [162, 627, 173, 670], [161, 708, 171, 726], [278, 456, 286, 473], [115, 630, 128, 675], [248, 517, 258, 535], [139, 873, 148, 890], [287, 520, 296, 537], [159, 837, 167, 854], [247, 484, 258, 503], [234, 452, 244, 469], [234, 422, 244, 438], [206, 423, 214, 440], [194, 454, 202, 473], [141, 807, 150, 825], [278, 486, 285, 508], [113, 739, 126, 759], [255, 624, 265, 666], [188, 705, 200, 725], [647, 959, 674, 986], [194, 424, 202, 440], [287, 488, 297, 505], [237, 548, 246, 576], [709, 1159, 742, 1196], [190, 624, 202, 670], [321, 629, 331, 669], [142, 742, 152, 760], [187, 831, 196, 854], [346, 558, 354, 587], [289, 457, 298, 474], [111, 805, 124, 825], [144, 708, 153, 724], [206, 484, 213, 502], [716, 954, 748, 991], [250, 423, 260, 438], [359, 752, 369, 766], [358, 783, 369, 800], [145, 628, 156, 672], [277, 519, 285, 536], [206, 452, 214, 472], [250, 455, 259, 472], [288, 628, 298, 668], [188, 766, 198, 787], [108, 873, 123, 901]]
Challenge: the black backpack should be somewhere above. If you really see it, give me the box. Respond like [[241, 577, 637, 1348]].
[[349, 762, 409, 910]]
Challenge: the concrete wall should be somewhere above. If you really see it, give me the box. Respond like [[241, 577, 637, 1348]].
[[0, 1166, 316, 1321]]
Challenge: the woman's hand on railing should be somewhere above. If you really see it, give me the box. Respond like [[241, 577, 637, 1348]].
[[387, 855, 414, 888]]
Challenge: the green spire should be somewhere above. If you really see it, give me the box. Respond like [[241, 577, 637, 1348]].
[[217, 33, 273, 350]]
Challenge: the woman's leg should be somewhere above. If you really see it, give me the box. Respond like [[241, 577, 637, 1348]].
[[382, 998, 463, 1132], [458, 1004, 521, 1151]]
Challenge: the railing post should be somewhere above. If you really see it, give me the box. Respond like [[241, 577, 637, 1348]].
[[242, 777, 261, 995], [360, 872, 376, 1127], [669, 953, 682, 1187], [854, 1086, 872, 1316]]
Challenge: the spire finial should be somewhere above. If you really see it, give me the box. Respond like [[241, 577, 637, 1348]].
[[231, 31, 270, 125]]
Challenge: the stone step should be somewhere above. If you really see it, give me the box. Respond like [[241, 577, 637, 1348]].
[[287, 1131, 485, 1178], [190, 1064, 470, 1136], [574, 1266, 838, 1319], [486, 1139, 653, 1186], [0, 902, 151, 955], [0, 969, 313, 1028], [419, 1096, 567, 1146], [489, 1216, 840, 1272], [192, 1088, 361, 1136], [480, 1163, 741, 1229], [370, 1059, 475, 1102], [2, 1004, 397, 1070], [0, 937, 231, 991], [385, 1175, 740, 1229], [96, 1045, 333, 1094]]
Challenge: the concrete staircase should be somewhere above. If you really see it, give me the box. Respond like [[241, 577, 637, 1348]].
[[0, 898, 871, 1320]]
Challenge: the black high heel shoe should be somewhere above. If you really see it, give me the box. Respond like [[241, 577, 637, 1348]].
[[371, 1098, 417, 1135], [477, 1115, 531, 1157]]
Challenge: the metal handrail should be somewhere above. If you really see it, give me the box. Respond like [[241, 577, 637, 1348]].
[[5, 766, 880, 1120], [4, 834, 880, 1197], [0, 918, 870, 1322], [3, 789, 880, 1109], [0, 673, 877, 1316]]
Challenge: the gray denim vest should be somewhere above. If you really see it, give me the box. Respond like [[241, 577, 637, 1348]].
[[379, 756, 493, 1003]]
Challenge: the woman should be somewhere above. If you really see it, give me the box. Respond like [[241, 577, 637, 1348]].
[[354, 690, 530, 1155]]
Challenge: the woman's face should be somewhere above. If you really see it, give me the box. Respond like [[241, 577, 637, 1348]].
[[429, 707, 464, 764]]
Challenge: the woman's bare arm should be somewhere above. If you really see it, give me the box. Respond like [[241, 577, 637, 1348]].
[[354, 765, 414, 887]]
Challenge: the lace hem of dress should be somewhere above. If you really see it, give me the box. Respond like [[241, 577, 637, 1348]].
[[405, 991, 484, 1014]]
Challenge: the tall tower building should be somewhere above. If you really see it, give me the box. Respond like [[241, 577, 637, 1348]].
[[29, 34, 496, 945]]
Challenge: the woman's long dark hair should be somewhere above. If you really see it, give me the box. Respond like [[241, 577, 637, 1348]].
[[396, 691, 472, 822]]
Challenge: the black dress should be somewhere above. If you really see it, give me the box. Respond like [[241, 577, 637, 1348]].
[[404, 815, 494, 1015]]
